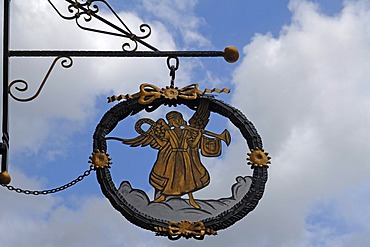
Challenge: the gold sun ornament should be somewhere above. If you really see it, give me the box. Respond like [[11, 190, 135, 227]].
[[163, 86, 179, 100], [89, 149, 112, 169], [247, 148, 271, 168]]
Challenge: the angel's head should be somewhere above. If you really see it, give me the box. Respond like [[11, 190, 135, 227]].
[[166, 111, 186, 127]]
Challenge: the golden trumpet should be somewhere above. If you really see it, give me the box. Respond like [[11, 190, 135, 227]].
[[184, 126, 231, 146]]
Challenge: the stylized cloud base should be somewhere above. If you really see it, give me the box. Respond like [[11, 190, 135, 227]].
[[118, 176, 252, 222]]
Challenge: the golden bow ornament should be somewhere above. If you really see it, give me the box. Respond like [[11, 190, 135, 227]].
[[108, 83, 203, 104]]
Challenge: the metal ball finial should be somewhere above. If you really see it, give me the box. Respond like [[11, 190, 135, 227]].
[[223, 46, 239, 63], [0, 171, 11, 185]]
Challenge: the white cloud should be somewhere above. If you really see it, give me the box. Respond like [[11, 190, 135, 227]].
[[140, 0, 211, 48], [0, 181, 156, 247], [229, 0, 370, 246]]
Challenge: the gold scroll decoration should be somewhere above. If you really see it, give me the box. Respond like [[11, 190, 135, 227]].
[[155, 221, 217, 239], [203, 88, 230, 94], [108, 83, 230, 104]]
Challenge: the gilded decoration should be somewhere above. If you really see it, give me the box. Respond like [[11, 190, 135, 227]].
[[120, 99, 230, 209], [107, 83, 230, 104], [155, 221, 217, 239], [223, 46, 240, 63], [88, 149, 112, 169], [247, 148, 271, 167], [0, 171, 11, 185]]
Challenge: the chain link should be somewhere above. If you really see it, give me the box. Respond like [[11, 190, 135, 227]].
[[167, 56, 179, 88], [1, 166, 95, 195]]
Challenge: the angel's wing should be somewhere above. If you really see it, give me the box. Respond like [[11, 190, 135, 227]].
[[122, 118, 169, 150], [188, 99, 210, 129]]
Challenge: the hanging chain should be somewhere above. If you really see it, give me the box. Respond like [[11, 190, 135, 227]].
[[1, 166, 94, 195], [167, 56, 179, 88]]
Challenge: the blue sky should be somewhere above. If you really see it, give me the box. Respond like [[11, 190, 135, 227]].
[[1, 0, 370, 246]]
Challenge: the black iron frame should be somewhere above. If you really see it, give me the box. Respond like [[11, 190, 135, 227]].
[[1, 0, 233, 176]]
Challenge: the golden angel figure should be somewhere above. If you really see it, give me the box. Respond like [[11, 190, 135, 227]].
[[122, 100, 230, 208]]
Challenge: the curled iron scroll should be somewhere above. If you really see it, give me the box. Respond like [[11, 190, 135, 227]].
[[9, 56, 73, 102], [48, 0, 155, 52], [93, 95, 268, 238]]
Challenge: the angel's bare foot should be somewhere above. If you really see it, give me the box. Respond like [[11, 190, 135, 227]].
[[154, 194, 166, 203], [188, 193, 200, 209]]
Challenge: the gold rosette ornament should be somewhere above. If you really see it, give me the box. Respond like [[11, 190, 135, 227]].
[[89, 149, 112, 169], [162, 86, 179, 99], [155, 221, 217, 240], [247, 148, 271, 168]]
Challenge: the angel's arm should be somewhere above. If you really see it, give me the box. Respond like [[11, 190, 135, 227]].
[[187, 129, 203, 148]]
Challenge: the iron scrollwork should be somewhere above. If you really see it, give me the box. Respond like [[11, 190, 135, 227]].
[[1, 0, 238, 182], [9, 56, 73, 102], [48, 0, 155, 51]]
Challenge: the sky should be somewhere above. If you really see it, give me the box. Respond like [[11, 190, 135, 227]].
[[1, 0, 370, 246]]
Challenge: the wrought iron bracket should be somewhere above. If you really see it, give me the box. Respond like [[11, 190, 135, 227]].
[[1, 0, 239, 184]]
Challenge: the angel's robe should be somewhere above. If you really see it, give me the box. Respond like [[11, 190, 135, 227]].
[[149, 128, 210, 196]]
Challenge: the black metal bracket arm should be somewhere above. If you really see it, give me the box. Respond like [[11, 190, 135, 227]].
[[9, 50, 228, 59], [0, 0, 239, 184]]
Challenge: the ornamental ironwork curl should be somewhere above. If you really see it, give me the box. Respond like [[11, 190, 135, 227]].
[[48, 0, 156, 52], [9, 56, 73, 102]]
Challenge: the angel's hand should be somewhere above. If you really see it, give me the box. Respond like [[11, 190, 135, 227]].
[[189, 130, 197, 139], [152, 125, 161, 137], [194, 128, 204, 136], [188, 129, 203, 147]]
